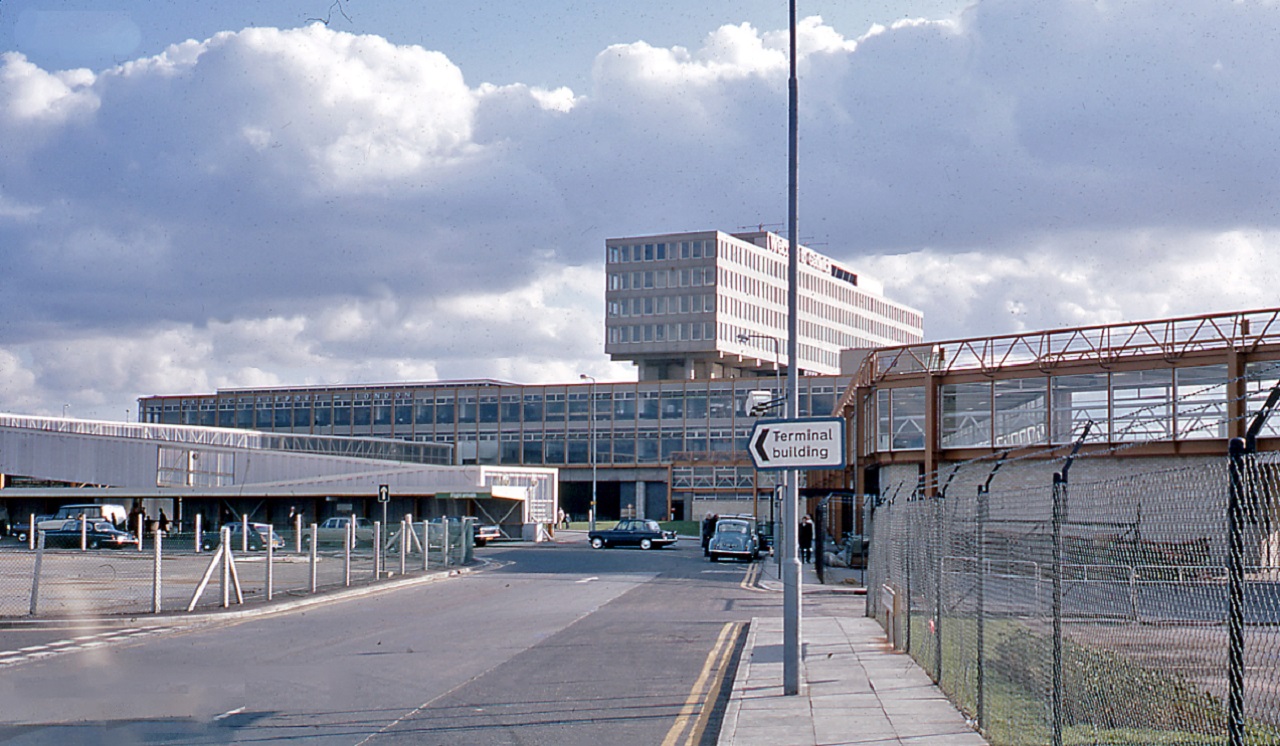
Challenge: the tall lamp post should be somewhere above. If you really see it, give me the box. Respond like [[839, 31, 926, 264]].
[[580, 374, 598, 531], [737, 332, 785, 524], [783, 0, 803, 696]]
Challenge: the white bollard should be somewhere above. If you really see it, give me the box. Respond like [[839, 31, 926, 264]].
[[266, 524, 274, 601], [152, 527, 162, 613], [344, 519, 352, 587], [194, 513, 202, 553], [80, 514, 87, 551], [309, 523, 318, 592], [241, 515, 249, 553]]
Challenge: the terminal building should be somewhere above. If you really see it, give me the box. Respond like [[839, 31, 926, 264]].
[[133, 230, 924, 523]]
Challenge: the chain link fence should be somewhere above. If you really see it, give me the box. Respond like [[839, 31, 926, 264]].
[[866, 447, 1280, 746], [1, 519, 475, 619]]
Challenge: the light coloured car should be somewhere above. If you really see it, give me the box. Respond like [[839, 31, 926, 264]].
[[305, 516, 376, 548], [707, 518, 761, 562]]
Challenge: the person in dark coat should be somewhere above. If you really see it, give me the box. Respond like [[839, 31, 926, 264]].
[[798, 515, 815, 563], [701, 513, 718, 556]]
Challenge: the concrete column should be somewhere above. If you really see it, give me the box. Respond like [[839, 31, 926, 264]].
[[635, 481, 646, 520]]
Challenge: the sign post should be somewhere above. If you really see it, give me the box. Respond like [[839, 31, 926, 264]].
[[378, 485, 389, 575], [750, 416, 845, 696]]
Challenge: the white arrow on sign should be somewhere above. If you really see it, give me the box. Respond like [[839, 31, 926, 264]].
[[749, 418, 846, 470]]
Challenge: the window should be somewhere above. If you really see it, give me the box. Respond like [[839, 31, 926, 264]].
[[1050, 374, 1108, 443], [1111, 369, 1172, 441], [890, 387, 925, 450], [1175, 365, 1227, 439], [994, 378, 1048, 446], [941, 382, 992, 448]]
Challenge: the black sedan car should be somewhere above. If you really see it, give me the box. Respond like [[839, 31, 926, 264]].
[[588, 519, 678, 550], [42, 520, 139, 549]]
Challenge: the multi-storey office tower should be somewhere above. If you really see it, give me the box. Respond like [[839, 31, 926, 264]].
[[605, 230, 923, 381]]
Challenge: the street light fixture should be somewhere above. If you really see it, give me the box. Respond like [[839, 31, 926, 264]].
[[580, 374, 598, 531], [737, 332, 787, 525]]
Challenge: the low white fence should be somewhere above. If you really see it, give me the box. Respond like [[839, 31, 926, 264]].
[[2, 517, 475, 619]]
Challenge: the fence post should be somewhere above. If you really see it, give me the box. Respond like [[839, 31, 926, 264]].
[[136, 512, 144, 552], [344, 519, 352, 587], [934, 468, 959, 688], [1051, 470, 1065, 746], [1225, 381, 1279, 746], [221, 526, 231, 608], [976, 454, 1005, 735], [309, 523, 318, 592], [266, 523, 274, 602], [373, 521, 382, 578], [295, 513, 303, 554], [194, 513, 202, 553], [152, 527, 162, 613], [1051, 422, 1089, 746], [427, 519, 437, 573], [29, 531, 45, 615], [80, 514, 87, 551], [241, 514, 249, 554], [1228, 437, 1248, 746], [976, 482, 988, 733], [904, 495, 912, 655], [399, 519, 408, 576]]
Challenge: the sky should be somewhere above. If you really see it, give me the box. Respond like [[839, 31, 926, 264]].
[[3, 0, 1280, 421]]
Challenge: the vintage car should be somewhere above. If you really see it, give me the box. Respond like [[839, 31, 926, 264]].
[[588, 519, 678, 550], [202, 522, 286, 551], [304, 516, 377, 549], [472, 523, 501, 547], [707, 517, 762, 562], [42, 520, 139, 550]]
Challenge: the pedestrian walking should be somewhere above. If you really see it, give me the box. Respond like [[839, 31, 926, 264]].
[[799, 515, 814, 563]]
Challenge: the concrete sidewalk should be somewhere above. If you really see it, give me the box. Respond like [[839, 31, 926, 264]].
[[717, 563, 989, 746]]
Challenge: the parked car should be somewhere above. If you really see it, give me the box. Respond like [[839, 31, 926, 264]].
[[42, 520, 139, 550], [707, 517, 762, 562], [588, 519, 678, 550], [304, 516, 376, 548], [18, 503, 128, 542], [203, 522, 285, 551], [473, 523, 501, 547]]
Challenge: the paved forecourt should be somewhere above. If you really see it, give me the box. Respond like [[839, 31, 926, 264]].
[[719, 564, 990, 746]]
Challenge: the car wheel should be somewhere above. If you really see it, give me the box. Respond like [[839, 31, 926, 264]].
[[640, 538, 653, 550], [709, 553, 719, 562], [590, 537, 605, 549], [16, 531, 27, 543], [88, 539, 101, 549]]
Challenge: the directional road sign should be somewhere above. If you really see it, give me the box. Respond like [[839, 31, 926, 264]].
[[378, 484, 390, 503], [749, 417, 846, 471]]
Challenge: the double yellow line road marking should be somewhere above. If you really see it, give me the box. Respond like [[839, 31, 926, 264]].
[[662, 620, 747, 746]]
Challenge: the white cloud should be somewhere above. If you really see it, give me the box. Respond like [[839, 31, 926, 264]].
[[3, 3, 1280, 418]]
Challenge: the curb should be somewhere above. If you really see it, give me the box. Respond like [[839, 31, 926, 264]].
[[716, 615, 760, 745]]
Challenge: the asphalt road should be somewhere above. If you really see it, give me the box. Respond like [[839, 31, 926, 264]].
[[0, 533, 772, 745]]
